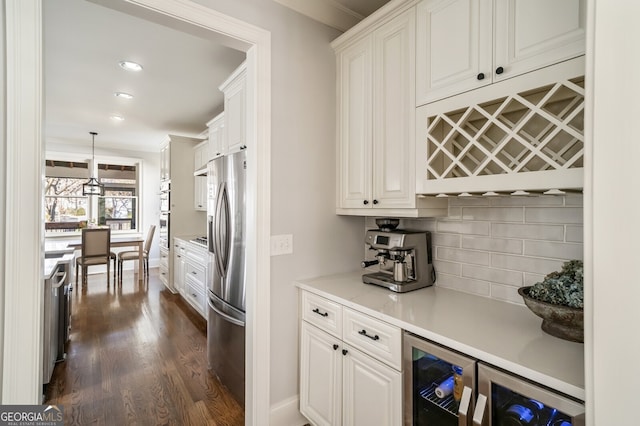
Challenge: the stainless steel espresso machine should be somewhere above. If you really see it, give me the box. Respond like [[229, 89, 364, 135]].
[[361, 219, 435, 293]]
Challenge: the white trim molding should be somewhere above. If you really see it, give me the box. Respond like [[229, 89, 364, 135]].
[[4, 0, 273, 422], [3, 0, 45, 403], [273, 0, 363, 32]]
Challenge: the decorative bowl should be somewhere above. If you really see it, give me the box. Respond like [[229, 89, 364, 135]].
[[518, 286, 584, 343]]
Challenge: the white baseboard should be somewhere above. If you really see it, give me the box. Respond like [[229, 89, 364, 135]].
[[270, 396, 307, 426]]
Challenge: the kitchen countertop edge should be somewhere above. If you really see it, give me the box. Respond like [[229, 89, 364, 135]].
[[295, 271, 585, 402]]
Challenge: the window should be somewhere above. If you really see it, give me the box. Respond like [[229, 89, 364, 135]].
[[45, 161, 90, 232], [97, 163, 138, 231], [45, 158, 140, 234]]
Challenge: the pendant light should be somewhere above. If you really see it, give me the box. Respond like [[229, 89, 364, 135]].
[[83, 131, 105, 196]]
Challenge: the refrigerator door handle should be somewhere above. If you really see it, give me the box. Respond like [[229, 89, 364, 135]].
[[208, 295, 245, 327], [472, 393, 488, 426], [213, 183, 225, 277], [458, 386, 473, 425], [219, 182, 231, 275]]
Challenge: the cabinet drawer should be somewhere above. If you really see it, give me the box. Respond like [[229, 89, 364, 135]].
[[301, 291, 342, 338], [185, 274, 206, 315], [185, 262, 206, 286], [342, 308, 401, 370]]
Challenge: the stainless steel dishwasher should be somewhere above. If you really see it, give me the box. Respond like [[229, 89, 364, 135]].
[[43, 262, 68, 385]]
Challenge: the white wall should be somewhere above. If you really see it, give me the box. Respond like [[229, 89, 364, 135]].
[[193, 0, 365, 417], [45, 141, 162, 266]]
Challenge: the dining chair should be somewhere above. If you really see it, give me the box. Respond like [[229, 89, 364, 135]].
[[76, 228, 111, 286], [117, 225, 156, 281]]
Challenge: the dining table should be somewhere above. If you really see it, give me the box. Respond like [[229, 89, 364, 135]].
[[66, 235, 145, 279]]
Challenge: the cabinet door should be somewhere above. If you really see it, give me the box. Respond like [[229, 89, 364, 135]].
[[416, 0, 492, 105], [208, 118, 225, 159], [173, 246, 185, 295], [300, 322, 342, 426], [337, 36, 373, 209], [224, 75, 246, 154], [194, 176, 206, 211], [493, 0, 585, 82], [371, 8, 416, 208], [342, 345, 402, 426]]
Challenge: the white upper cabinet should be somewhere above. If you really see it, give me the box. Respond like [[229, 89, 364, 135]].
[[416, 0, 586, 106], [219, 61, 247, 155], [207, 112, 225, 160], [334, 6, 447, 217]]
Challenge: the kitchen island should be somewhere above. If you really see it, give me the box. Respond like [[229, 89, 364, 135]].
[[295, 271, 584, 401]]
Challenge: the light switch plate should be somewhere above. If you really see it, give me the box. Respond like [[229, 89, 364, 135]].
[[271, 234, 293, 256]]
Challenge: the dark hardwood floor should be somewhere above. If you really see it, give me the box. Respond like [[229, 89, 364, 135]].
[[44, 268, 244, 426]]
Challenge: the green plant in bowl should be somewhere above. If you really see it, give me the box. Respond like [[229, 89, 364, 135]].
[[518, 260, 584, 343]]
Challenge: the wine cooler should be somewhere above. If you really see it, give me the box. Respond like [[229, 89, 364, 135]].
[[404, 332, 585, 426]]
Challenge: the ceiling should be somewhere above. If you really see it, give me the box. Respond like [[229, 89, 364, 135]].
[[43, 0, 390, 153]]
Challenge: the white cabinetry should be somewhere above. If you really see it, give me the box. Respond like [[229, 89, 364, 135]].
[[173, 239, 186, 295], [193, 140, 208, 172], [207, 112, 225, 159], [159, 246, 169, 288], [333, 5, 447, 217], [182, 242, 207, 318], [193, 140, 208, 211], [158, 134, 206, 293], [219, 62, 247, 155], [299, 291, 402, 426], [416, 0, 586, 105], [160, 144, 170, 181]]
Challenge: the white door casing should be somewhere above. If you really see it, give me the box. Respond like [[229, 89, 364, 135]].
[[3, 1, 272, 424]]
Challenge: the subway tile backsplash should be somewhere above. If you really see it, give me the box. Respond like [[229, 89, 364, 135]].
[[365, 194, 583, 305]]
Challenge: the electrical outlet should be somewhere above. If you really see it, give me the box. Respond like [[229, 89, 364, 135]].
[[271, 234, 293, 256]]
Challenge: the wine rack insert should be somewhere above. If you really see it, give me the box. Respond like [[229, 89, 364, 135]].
[[416, 58, 585, 195]]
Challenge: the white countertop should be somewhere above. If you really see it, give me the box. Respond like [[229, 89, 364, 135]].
[[295, 271, 585, 401], [44, 240, 75, 280]]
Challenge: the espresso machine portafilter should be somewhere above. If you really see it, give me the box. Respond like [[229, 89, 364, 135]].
[[361, 228, 435, 293]]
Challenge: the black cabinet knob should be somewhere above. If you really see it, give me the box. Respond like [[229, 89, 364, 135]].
[[342, 349, 348, 356], [495, 66, 504, 75], [333, 344, 339, 350], [373, 199, 379, 205], [477, 72, 485, 80], [363, 200, 369, 205]]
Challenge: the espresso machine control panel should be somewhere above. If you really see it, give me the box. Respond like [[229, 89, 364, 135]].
[[362, 229, 435, 293]]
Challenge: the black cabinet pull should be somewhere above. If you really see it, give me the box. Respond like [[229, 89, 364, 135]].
[[312, 308, 328, 317], [359, 329, 380, 341], [363, 200, 369, 205], [342, 349, 348, 356], [333, 344, 339, 350], [373, 199, 379, 205], [495, 66, 504, 75], [477, 72, 485, 80]]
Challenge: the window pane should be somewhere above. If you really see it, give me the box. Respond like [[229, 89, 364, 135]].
[[45, 174, 90, 232], [99, 196, 137, 231], [98, 163, 138, 232]]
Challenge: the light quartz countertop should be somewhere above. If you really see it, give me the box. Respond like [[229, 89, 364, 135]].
[[295, 270, 585, 401], [44, 240, 75, 280]]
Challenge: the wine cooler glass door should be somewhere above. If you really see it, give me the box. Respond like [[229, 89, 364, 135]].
[[404, 332, 477, 426], [475, 363, 585, 426]]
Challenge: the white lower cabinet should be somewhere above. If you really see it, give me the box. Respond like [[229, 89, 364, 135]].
[[159, 247, 170, 289], [173, 240, 186, 295], [299, 291, 402, 426]]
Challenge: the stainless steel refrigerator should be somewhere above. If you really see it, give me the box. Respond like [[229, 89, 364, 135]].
[[206, 149, 246, 405]]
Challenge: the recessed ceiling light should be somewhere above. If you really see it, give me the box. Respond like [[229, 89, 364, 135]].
[[110, 114, 125, 121], [118, 60, 143, 72], [114, 92, 134, 100]]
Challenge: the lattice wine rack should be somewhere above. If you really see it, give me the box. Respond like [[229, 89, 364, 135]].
[[416, 63, 585, 196]]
